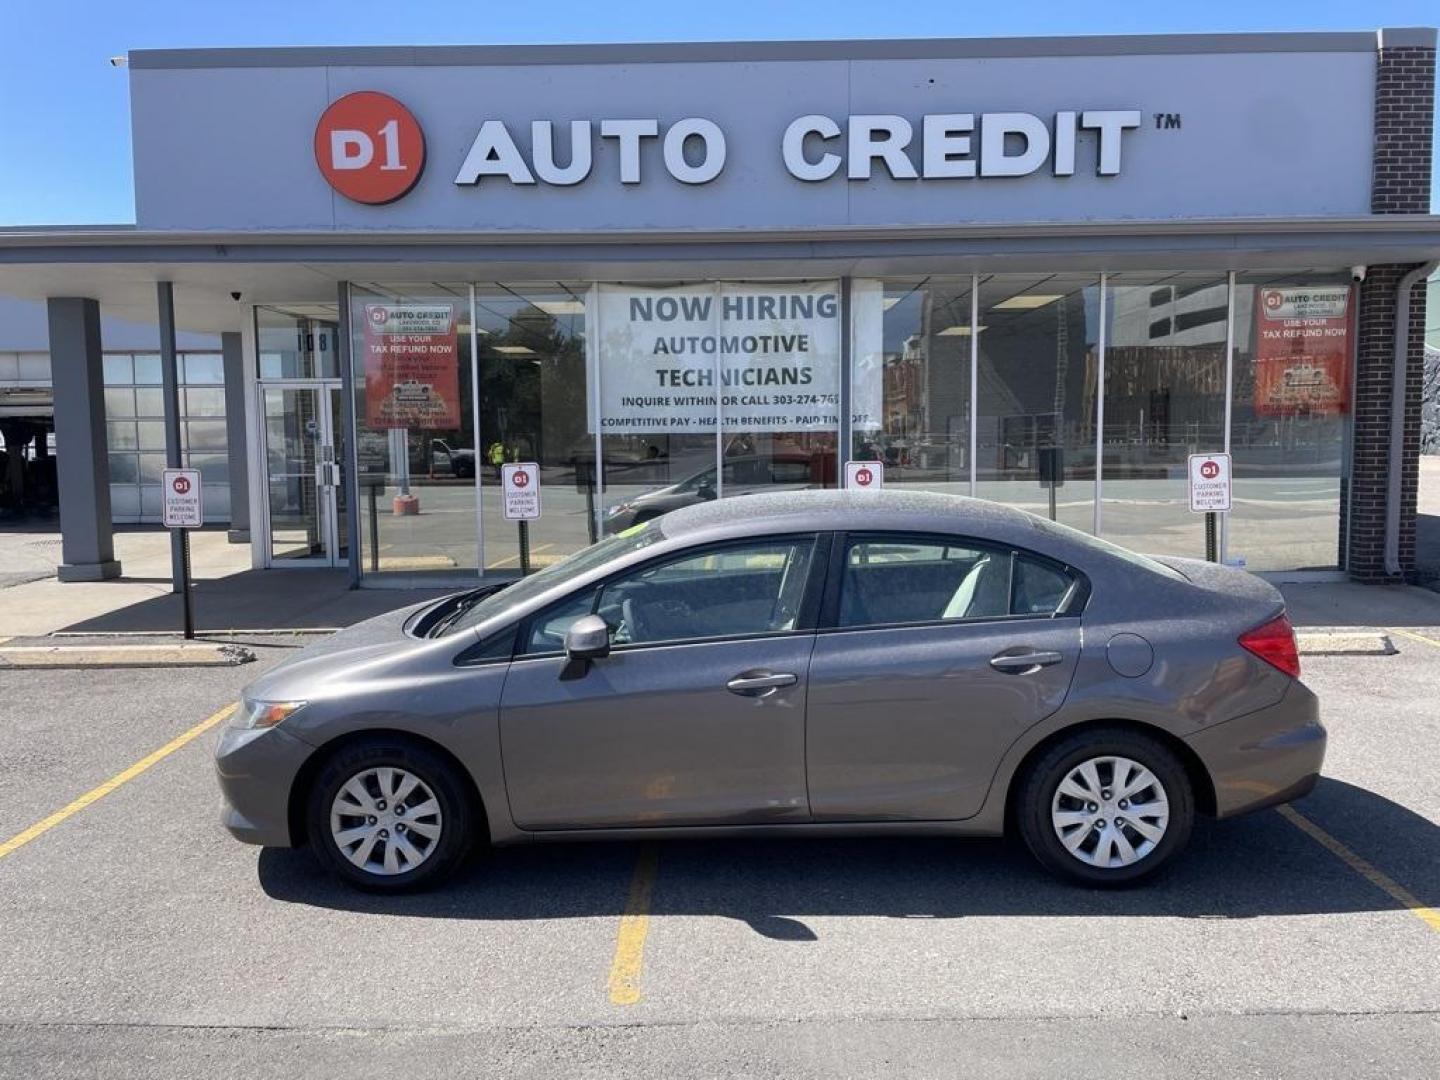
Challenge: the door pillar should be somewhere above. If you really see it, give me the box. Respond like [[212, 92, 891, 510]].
[[222, 331, 251, 542], [47, 297, 121, 581]]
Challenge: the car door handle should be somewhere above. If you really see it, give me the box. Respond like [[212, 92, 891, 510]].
[[726, 670, 799, 696], [989, 651, 1064, 673]]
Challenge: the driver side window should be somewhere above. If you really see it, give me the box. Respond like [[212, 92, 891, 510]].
[[522, 537, 817, 654]]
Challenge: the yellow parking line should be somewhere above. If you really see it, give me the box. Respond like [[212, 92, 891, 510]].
[[485, 542, 555, 570], [0, 703, 236, 862], [1387, 626, 1440, 650], [607, 844, 659, 1005], [1277, 804, 1440, 934]]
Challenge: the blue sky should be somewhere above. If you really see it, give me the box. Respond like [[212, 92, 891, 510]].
[[1, 0, 1436, 224]]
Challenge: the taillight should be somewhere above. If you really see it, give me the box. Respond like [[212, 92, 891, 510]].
[[1239, 613, 1301, 678]]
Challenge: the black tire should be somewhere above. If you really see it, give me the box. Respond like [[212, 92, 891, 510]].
[[1016, 727, 1194, 887], [306, 737, 476, 892]]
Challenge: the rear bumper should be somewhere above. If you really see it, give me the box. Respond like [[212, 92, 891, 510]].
[[1184, 680, 1327, 819], [214, 724, 313, 847]]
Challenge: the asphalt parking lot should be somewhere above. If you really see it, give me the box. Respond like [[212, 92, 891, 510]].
[[0, 633, 1437, 1078]]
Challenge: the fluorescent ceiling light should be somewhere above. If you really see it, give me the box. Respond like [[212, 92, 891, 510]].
[[533, 300, 585, 315], [493, 345, 536, 355], [936, 325, 986, 336], [991, 294, 1063, 311]]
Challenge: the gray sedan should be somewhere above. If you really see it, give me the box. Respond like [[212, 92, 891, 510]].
[[216, 490, 1325, 891]]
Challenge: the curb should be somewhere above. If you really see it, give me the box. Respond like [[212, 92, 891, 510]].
[[0, 642, 256, 670]]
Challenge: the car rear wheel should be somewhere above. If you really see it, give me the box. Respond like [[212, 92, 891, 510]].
[[1017, 728, 1193, 886], [306, 739, 474, 892]]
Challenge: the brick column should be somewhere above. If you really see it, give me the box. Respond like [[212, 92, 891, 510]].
[[1346, 30, 1435, 581]]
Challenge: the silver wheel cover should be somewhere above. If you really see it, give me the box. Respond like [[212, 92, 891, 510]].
[[330, 766, 443, 876], [1050, 755, 1170, 869]]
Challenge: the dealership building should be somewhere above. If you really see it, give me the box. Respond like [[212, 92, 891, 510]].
[[0, 29, 1436, 585]]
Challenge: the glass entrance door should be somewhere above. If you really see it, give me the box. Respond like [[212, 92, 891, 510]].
[[262, 382, 347, 566]]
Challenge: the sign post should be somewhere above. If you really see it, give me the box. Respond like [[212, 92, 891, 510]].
[[845, 460, 884, 490], [502, 462, 541, 574], [161, 468, 203, 638], [1037, 446, 1065, 522], [1187, 453, 1232, 564]]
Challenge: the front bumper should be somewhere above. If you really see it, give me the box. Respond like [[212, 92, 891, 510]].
[[214, 723, 314, 847], [1185, 680, 1327, 818]]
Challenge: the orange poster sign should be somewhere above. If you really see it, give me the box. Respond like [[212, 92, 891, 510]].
[[363, 303, 461, 429], [1253, 286, 1353, 417]]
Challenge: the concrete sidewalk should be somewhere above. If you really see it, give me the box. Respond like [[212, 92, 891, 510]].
[[5, 523, 1440, 639]]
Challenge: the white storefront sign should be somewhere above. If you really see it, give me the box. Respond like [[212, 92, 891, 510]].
[[161, 468, 203, 528], [1188, 453, 1232, 513], [501, 462, 541, 520], [588, 281, 881, 434], [845, 460, 884, 490]]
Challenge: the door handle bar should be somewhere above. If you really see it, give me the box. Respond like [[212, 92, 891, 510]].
[[989, 651, 1064, 672], [726, 671, 798, 696]]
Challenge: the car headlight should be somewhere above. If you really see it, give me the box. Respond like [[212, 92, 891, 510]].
[[233, 697, 307, 730]]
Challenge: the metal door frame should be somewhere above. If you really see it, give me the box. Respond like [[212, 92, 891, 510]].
[[256, 378, 345, 568]]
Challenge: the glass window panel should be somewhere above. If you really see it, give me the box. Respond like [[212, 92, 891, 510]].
[[185, 387, 226, 417], [188, 453, 229, 482], [106, 421, 138, 450], [137, 453, 166, 483], [349, 285, 478, 575], [102, 354, 133, 384], [1011, 556, 1073, 615], [136, 421, 167, 451], [182, 353, 225, 384], [134, 388, 165, 417], [104, 388, 135, 418], [974, 274, 1101, 532], [1100, 273, 1228, 557], [185, 420, 227, 452], [851, 277, 973, 493], [17, 353, 50, 381], [132, 354, 163, 384], [107, 452, 139, 484], [1228, 271, 1352, 571], [256, 307, 337, 379], [109, 484, 141, 518]]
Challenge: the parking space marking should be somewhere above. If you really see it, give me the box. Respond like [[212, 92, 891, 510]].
[[486, 543, 555, 571], [607, 844, 659, 1005], [1277, 804, 1440, 934], [1388, 626, 1440, 651], [0, 703, 235, 862]]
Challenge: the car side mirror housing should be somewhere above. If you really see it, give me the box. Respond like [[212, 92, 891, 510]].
[[564, 614, 611, 661], [697, 484, 716, 501]]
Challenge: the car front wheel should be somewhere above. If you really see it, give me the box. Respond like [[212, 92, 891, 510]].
[[306, 738, 475, 892], [1016, 728, 1194, 886]]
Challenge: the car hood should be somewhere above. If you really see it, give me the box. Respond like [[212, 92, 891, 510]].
[[241, 601, 433, 703]]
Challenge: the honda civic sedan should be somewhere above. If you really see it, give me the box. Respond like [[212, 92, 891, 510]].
[[215, 490, 1325, 891]]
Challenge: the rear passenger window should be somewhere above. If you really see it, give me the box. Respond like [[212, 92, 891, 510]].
[[838, 537, 1074, 627], [1011, 556, 1072, 615]]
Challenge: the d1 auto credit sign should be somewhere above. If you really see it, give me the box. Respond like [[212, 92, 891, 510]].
[[1253, 286, 1352, 417], [363, 303, 462, 430], [1188, 453, 1232, 513], [161, 468, 203, 528], [845, 460, 884, 490], [501, 462, 541, 520]]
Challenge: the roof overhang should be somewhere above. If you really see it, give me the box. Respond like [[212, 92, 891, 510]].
[[1, 216, 1437, 333]]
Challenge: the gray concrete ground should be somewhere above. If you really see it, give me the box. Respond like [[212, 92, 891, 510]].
[[0, 629, 1437, 1077]]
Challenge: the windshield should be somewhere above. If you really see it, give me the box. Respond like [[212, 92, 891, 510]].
[[444, 520, 666, 635], [1021, 514, 1187, 581]]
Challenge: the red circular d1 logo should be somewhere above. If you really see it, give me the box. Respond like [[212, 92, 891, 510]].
[[172, 475, 191, 495], [314, 92, 426, 205], [512, 470, 530, 488], [1199, 460, 1220, 480], [855, 467, 873, 487]]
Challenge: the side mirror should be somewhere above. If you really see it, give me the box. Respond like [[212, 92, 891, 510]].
[[697, 484, 717, 501], [564, 614, 611, 661]]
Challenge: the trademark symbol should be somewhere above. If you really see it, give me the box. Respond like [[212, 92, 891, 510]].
[[1153, 112, 1182, 130]]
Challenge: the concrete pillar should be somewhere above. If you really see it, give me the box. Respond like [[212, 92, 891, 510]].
[[221, 331, 251, 542], [47, 297, 121, 581]]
